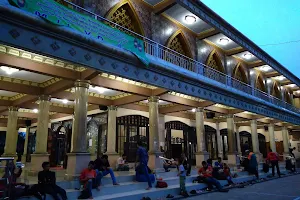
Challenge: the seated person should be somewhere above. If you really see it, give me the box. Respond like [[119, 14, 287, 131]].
[[79, 161, 101, 199], [286, 156, 296, 172], [198, 161, 228, 192], [214, 157, 223, 169], [223, 163, 234, 185], [94, 155, 119, 185], [135, 164, 155, 183], [163, 157, 177, 172], [181, 153, 191, 176], [38, 162, 67, 200], [116, 154, 130, 171]]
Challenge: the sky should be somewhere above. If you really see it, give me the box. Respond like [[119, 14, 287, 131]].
[[200, 0, 300, 79]]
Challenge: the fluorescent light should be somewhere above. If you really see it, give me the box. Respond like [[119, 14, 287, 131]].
[[0, 66, 19, 75], [184, 15, 196, 24], [33, 109, 38, 113], [243, 53, 253, 59], [259, 65, 272, 72], [62, 99, 68, 104], [218, 38, 230, 45]]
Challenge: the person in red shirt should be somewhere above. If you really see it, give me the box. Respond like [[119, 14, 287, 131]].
[[266, 148, 281, 177], [80, 161, 102, 199], [198, 161, 227, 192]]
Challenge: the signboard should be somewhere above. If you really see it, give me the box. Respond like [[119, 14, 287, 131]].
[[9, 0, 149, 65]]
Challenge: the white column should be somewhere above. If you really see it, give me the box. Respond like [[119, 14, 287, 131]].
[[282, 126, 289, 154], [158, 115, 165, 150], [106, 106, 117, 154], [268, 123, 276, 152], [148, 96, 160, 153], [22, 126, 30, 162], [4, 107, 18, 156], [227, 115, 236, 153], [195, 108, 209, 166], [234, 124, 242, 154], [216, 122, 223, 158], [250, 120, 260, 153]]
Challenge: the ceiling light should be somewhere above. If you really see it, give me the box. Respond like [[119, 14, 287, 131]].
[[218, 38, 230, 45], [288, 84, 296, 88], [185, 15, 196, 24], [33, 109, 38, 113], [249, 70, 255, 75], [0, 66, 19, 75], [192, 108, 196, 112], [266, 79, 272, 84], [62, 99, 68, 104], [297, 90, 300, 94], [243, 53, 253, 59], [275, 76, 285, 81], [89, 86, 108, 94], [227, 61, 231, 65], [200, 48, 207, 53], [259, 65, 272, 72], [165, 28, 173, 35]]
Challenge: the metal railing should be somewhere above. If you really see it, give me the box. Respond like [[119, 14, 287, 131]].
[[63, 0, 300, 114]]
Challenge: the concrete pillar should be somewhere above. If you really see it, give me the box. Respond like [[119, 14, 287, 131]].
[[4, 106, 18, 157], [148, 96, 163, 170], [31, 95, 51, 171], [158, 115, 165, 151], [22, 127, 30, 163], [67, 80, 90, 176], [227, 115, 238, 166], [234, 124, 242, 154], [215, 122, 223, 158], [282, 126, 289, 154], [251, 119, 261, 161], [195, 108, 209, 167], [268, 123, 276, 152], [106, 106, 119, 168]]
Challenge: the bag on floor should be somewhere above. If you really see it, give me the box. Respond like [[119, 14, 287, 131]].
[[156, 181, 168, 188]]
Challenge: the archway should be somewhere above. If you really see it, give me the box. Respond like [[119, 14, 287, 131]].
[[233, 63, 248, 84], [205, 50, 225, 73], [285, 90, 292, 104], [258, 133, 267, 158], [272, 82, 281, 99], [165, 121, 196, 165], [239, 131, 253, 153], [205, 125, 218, 160], [166, 30, 192, 58], [106, 1, 145, 35], [256, 74, 266, 92], [220, 129, 238, 160], [116, 115, 149, 162]]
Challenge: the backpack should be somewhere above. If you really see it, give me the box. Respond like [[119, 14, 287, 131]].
[[156, 181, 168, 188]]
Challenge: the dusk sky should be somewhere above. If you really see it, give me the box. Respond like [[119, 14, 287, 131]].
[[201, 0, 300, 80]]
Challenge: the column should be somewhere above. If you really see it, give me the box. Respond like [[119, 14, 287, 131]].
[[148, 96, 163, 170], [268, 123, 276, 152], [67, 80, 90, 176], [195, 108, 209, 167], [215, 122, 223, 158], [227, 115, 238, 166], [105, 106, 119, 168], [22, 126, 30, 163], [31, 95, 50, 171], [234, 124, 242, 154], [282, 126, 289, 154], [4, 107, 18, 157], [251, 119, 261, 162]]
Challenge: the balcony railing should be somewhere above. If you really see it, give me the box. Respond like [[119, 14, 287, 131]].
[[63, 0, 300, 114]]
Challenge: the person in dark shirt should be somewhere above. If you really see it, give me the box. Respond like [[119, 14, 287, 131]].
[[38, 162, 67, 200], [136, 141, 152, 190], [94, 155, 119, 185], [289, 147, 296, 158], [181, 153, 191, 176]]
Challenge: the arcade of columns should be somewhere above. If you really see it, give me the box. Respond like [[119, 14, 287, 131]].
[[2, 79, 291, 174]]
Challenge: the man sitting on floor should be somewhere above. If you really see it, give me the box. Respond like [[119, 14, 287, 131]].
[[198, 161, 228, 192], [116, 154, 130, 171], [94, 155, 119, 185]]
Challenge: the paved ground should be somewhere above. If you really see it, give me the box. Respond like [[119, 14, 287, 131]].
[[187, 174, 300, 200]]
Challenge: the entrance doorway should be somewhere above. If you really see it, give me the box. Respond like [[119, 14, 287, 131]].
[[240, 131, 253, 153], [258, 133, 267, 158], [116, 115, 149, 162], [205, 125, 218, 160]]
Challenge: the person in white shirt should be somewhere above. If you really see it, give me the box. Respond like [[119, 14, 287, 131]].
[[116, 154, 130, 171]]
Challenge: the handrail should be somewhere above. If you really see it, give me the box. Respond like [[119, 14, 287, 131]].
[[62, 0, 300, 114]]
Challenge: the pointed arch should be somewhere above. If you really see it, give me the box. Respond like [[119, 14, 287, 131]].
[[255, 73, 266, 92], [205, 49, 225, 73], [272, 82, 281, 99], [285, 90, 292, 104], [166, 30, 193, 58], [233, 63, 248, 84], [106, 0, 145, 36]]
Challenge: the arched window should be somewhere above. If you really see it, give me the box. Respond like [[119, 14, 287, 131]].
[[233, 63, 248, 84], [106, 1, 144, 35], [166, 30, 192, 58], [206, 50, 225, 73], [272, 82, 281, 99], [256, 74, 266, 92]]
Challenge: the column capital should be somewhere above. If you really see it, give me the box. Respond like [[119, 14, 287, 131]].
[[74, 80, 90, 88], [39, 95, 51, 101], [196, 107, 204, 112], [8, 106, 19, 112], [148, 96, 160, 103], [226, 114, 234, 119], [108, 105, 118, 111]]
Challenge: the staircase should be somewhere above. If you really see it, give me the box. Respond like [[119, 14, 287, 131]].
[[19, 164, 289, 200]]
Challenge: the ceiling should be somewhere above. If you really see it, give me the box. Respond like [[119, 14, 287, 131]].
[[0, 69, 52, 83], [0, 90, 18, 97], [205, 33, 240, 51], [233, 51, 260, 63]]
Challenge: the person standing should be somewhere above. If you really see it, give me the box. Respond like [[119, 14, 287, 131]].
[[38, 162, 67, 200], [267, 148, 281, 177], [181, 153, 191, 176], [289, 147, 296, 158], [178, 159, 188, 197], [246, 151, 259, 180], [136, 141, 152, 190]]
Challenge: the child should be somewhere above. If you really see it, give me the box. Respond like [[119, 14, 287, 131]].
[[223, 163, 234, 185], [178, 159, 189, 197]]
